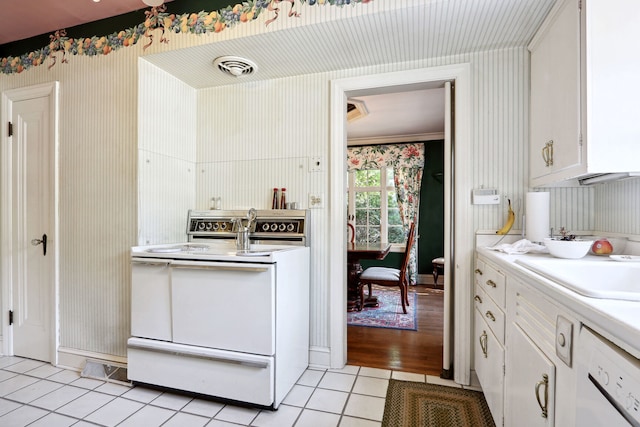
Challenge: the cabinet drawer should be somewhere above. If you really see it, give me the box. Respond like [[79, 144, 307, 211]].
[[474, 284, 505, 344], [474, 307, 504, 425], [475, 259, 506, 307]]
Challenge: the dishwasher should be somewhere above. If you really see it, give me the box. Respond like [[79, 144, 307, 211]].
[[575, 325, 640, 426]]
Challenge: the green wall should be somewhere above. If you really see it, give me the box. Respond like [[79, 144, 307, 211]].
[[360, 140, 445, 277]]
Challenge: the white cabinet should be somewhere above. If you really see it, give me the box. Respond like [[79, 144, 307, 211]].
[[473, 258, 506, 425], [505, 323, 556, 426], [529, 0, 640, 186], [474, 253, 578, 427], [131, 258, 172, 341]]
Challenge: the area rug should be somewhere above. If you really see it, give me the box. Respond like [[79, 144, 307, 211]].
[[382, 380, 495, 427], [347, 289, 417, 330]]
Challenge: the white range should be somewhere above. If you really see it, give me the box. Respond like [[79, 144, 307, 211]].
[[128, 227, 310, 409]]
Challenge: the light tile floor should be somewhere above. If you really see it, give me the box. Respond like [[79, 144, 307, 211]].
[[0, 356, 476, 426]]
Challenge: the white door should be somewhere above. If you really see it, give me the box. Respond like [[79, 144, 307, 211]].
[[7, 85, 57, 362]]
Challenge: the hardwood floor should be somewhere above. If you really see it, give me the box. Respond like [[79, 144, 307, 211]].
[[347, 282, 444, 376]]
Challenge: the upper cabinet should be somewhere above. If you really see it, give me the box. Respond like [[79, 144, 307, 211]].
[[529, 0, 640, 187]]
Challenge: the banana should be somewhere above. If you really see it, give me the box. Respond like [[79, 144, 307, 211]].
[[496, 199, 515, 235]]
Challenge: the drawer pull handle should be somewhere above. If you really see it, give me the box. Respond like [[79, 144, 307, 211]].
[[475, 268, 483, 275], [485, 311, 495, 322], [486, 279, 497, 288], [474, 295, 483, 303], [535, 374, 549, 418]]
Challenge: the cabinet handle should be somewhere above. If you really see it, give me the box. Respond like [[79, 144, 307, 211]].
[[542, 140, 554, 167], [486, 279, 497, 288], [474, 268, 483, 275], [479, 330, 488, 358], [474, 295, 483, 303], [535, 374, 549, 419], [485, 311, 495, 322]]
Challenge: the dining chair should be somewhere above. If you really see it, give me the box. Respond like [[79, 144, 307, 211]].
[[357, 222, 416, 314]]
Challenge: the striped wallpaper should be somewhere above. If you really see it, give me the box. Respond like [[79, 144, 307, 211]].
[[0, 0, 637, 364]]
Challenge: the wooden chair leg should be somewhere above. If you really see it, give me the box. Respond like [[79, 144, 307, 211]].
[[357, 283, 364, 311], [404, 278, 410, 306], [399, 284, 407, 314]]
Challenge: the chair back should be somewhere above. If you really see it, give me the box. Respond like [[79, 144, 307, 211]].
[[399, 222, 416, 282]]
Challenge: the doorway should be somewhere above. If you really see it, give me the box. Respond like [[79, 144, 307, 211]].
[[329, 65, 474, 385], [344, 89, 446, 375], [1, 82, 59, 363]]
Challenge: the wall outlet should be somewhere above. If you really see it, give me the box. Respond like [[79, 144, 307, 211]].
[[309, 193, 324, 209], [309, 156, 323, 172]]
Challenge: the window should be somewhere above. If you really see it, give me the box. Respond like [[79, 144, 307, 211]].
[[347, 167, 404, 245]]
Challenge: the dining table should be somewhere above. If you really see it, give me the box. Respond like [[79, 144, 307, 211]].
[[347, 242, 391, 312]]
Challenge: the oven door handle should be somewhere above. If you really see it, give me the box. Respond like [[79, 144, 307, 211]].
[[171, 261, 269, 273], [128, 341, 269, 369]]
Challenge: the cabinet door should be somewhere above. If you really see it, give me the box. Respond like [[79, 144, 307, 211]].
[[529, 0, 582, 185], [474, 308, 504, 425], [505, 323, 556, 426]]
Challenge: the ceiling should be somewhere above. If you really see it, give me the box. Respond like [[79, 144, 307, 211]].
[[1, 0, 557, 140], [347, 88, 446, 142], [0, 0, 172, 45]]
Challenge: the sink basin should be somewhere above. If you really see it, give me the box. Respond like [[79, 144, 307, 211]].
[[515, 257, 640, 301]]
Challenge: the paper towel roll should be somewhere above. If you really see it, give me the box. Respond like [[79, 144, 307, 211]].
[[525, 192, 550, 243]]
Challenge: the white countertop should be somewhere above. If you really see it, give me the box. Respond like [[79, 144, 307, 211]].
[[476, 246, 640, 359]]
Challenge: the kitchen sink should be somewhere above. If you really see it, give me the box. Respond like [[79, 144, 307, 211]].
[[515, 256, 640, 301]]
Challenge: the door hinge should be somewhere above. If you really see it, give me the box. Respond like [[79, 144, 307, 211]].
[[9, 310, 13, 325], [7, 122, 13, 137]]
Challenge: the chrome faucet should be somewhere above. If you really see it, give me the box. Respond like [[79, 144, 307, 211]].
[[235, 208, 256, 252]]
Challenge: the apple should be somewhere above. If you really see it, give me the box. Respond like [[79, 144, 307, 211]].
[[591, 239, 613, 255]]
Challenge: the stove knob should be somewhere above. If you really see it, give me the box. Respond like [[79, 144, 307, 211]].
[[205, 222, 212, 230], [287, 224, 295, 232], [220, 223, 227, 230], [262, 223, 269, 231], [212, 223, 219, 230], [271, 223, 278, 231], [197, 222, 205, 230], [279, 224, 286, 231]]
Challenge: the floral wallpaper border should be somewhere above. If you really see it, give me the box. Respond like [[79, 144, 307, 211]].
[[1, 0, 372, 75]]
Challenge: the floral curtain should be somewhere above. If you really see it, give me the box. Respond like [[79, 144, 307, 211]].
[[347, 143, 425, 284]]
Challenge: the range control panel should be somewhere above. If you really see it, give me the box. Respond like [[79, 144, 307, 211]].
[[186, 209, 309, 246]]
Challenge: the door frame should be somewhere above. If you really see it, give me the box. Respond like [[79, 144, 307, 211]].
[[1, 82, 60, 362], [329, 64, 473, 385]]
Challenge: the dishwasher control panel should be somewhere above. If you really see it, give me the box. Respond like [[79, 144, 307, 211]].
[[584, 328, 640, 424]]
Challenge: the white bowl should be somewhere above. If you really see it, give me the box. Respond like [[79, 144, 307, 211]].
[[544, 238, 594, 259]]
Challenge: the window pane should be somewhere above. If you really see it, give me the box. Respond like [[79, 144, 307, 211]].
[[386, 168, 395, 186], [388, 226, 405, 244], [355, 192, 367, 209], [387, 193, 398, 208], [355, 227, 368, 242], [368, 192, 381, 208], [388, 208, 402, 225], [367, 227, 381, 243], [355, 209, 367, 225], [366, 170, 381, 187], [368, 209, 380, 226]]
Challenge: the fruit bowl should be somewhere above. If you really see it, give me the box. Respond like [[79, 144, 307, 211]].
[[544, 238, 594, 259]]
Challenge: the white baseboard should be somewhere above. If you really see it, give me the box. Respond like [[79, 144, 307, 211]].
[[308, 346, 331, 369], [57, 347, 127, 371]]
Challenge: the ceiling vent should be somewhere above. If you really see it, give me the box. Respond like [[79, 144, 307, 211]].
[[213, 56, 258, 77], [347, 99, 368, 122]]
